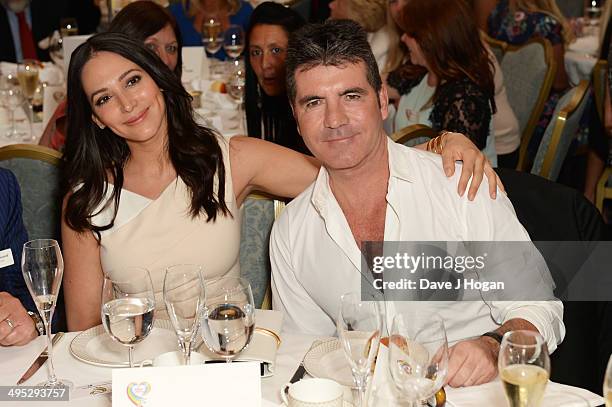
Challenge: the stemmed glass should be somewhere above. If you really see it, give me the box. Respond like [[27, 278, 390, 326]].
[[101, 268, 156, 368], [337, 292, 383, 407], [387, 313, 448, 407], [17, 60, 39, 104], [604, 355, 612, 407], [21, 239, 72, 388], [202, 17, 225, 79], [227, 68, 246, 132], [498, 330, 550, 407], [223, 24, 245, 62], [163, 265, 205, 366], [200, 277, 255, 363], [0, 85, 26, 139]]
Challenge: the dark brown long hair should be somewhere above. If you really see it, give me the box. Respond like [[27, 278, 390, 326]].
[[398, 0, 495, 107], [62, 33, 229, 239]]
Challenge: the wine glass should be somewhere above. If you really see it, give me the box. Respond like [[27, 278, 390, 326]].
[[604, 355, 612, 407], [498, 330, 550, 407], [0, 85, 26, 139], [59, 17, 78, 37], [21, 239, 72, 388], [202, 17, 225, 78], [227, 68, 246, 132], [101, 268, 156, 368], [17, 59, 39, 104], [200, 277, 255, 363], [388, 312, 448, 407], [337, 292, 382, 407], [224, 24, 245, 61], [163, 265, 205, 365]]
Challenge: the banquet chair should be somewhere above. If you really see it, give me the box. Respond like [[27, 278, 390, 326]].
[[501, 38, 556, 171], [240, 192, 286, 310], [0, 144, 62, 241], [531, 80, 590, 181], [483, 34, 507, 64], [596, 167, 612, 213], [391, 124, 437, 147], [592, 59, 607, 121]]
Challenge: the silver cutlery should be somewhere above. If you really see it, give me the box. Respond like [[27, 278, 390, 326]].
[[17, 332, 65, 385]]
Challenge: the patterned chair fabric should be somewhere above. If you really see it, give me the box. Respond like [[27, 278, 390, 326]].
[[239, 196, 277, 309], [0, 145, 62, 241], [531, 81, 590, 181]]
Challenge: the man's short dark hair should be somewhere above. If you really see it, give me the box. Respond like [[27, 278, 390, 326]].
[[286, 19, 382, 104]]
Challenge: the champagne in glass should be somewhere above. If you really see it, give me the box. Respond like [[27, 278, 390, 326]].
[[201, 277, 255, 362], [202, 18, 224, 54], [163, 265, 205, 365], [21, 239, 72, 388], [17, 60, 39, 101], [603, 354, 612, 407], [388, 312, 448, 407], [498, 330, 550, 407], [101, 268, 156, 368], [337, 292, 383, 407]]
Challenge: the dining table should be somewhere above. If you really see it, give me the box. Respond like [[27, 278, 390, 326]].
[[0, 325, 605, 407]]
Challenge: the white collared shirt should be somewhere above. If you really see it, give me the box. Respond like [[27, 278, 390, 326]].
[[270, 138, 564, 351]]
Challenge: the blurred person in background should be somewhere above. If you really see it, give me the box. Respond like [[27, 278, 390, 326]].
[[328, 0, 392, 71], [168, 0, 253, 60], [0, 0, 100, 63], [244, 1, 308, 153]]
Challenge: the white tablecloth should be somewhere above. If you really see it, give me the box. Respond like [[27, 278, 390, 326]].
[[565, 34, 599, 86], [0, 330, 604, 406]]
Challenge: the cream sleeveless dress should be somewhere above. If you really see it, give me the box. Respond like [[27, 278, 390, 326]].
[[91, 136, 241, 318]]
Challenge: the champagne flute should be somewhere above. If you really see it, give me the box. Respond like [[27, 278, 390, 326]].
[[101, 268, 156, 368], [604, 355, 612, 407], [202, 17, 225, 78], [498, 330, 550, 407], [59, 17, 78, 37], [21, 239, 72, 388], [0, 85, 26, 139], [223, 24, 245, 61], [163, 265, 205, 366], [337, 292, 383, 407], [17, 59, 39, 103], [388, 312, 448, 407], [201, 277, 255, 363]]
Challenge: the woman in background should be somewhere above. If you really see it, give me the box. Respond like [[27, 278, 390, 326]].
[[391, 0, 498, 163], [245, 1, 308, 153], [168, 0, 253, 60], [487, 0, 573, 163]]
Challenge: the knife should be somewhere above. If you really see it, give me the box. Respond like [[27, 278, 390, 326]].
[[17, 332, 64, 385]]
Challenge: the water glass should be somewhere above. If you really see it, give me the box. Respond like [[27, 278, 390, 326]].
[[0, 85, 26, 139], [337, 292, 382, 407], [201, 277, 255, 363], [224, 24, 245, 60], [387, 313, 448, 407], [163, 265, 205, 366], [498, 330, 550, 407], [21, 239, 71, 388], [101, 268, 156, 368]]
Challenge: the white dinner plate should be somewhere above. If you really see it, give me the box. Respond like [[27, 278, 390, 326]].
[[70, 320, 179, 368], [302, 338, 355, 387]]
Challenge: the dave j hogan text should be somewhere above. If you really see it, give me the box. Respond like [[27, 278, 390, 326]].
[[372, 278, 505, 292]]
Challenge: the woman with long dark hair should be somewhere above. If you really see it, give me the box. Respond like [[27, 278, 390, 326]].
[[244, 2, 307, 153], [61, 32, 317, 330], [392, 0, 498, 164]]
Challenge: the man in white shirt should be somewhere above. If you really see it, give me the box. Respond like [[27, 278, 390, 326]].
[[270, 19, 564, 388]]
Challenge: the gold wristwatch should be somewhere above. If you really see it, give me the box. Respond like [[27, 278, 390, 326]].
[[27, 311, 45, 336]]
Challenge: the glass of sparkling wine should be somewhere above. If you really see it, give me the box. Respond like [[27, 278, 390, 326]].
[[337, 292, 383, 407], [499, 330, 550, 407], [201, 17, 224, 78], [201, 277, 255, 363], [223, 24, 244, 61], [388, 312, 448, 407], [163, 265, 205, 365], [21, 239, 72, 388], [604, 354, 612, 407], [101, 268, 156, 368], [17, 59, 39, 103]]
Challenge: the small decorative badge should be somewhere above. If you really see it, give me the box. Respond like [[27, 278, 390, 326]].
[[127, 382, 151, 406]]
